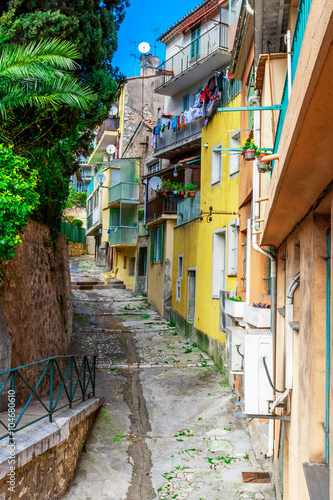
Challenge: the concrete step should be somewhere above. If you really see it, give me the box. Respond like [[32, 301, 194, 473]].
[[93, 284, 126, 290]]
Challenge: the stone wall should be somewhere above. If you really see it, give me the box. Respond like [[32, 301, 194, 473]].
[[0, 398, 104, 499], [0, 221, 72, 386]]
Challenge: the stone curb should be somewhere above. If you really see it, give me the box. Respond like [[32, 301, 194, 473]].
[[0, 396, 104, 480]]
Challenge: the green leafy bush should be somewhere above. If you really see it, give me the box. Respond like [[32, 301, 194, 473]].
[[0, 145, 39, 266]]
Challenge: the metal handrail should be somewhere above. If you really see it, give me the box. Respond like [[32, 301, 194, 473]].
[[0, 355, 96, 443], [157, 23, 229, 87]]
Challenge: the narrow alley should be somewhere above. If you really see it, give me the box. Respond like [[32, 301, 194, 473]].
[[64, 256, 275, 500]]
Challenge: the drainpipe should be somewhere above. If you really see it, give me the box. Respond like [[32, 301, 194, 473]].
[[270, 272, 300, 414], [143, 179, 148, 228], [254, 0, 264, 67], [250, 90, 276, 457], [285, 30, 292, 99]]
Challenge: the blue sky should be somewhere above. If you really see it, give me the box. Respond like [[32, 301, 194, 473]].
[[112, 0, 200, 78]]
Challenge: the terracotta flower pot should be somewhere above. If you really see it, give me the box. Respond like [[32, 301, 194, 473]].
[[187, 191, 196, 198], [244, 149, 257, 161]]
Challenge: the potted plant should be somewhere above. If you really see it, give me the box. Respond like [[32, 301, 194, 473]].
[[161, 179, 173, 195], [239, 138, 261, 161], [184, 183, 197, 198]]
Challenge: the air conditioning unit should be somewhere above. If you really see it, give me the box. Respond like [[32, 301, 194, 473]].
[[224, 326, 245, 373], [219, 290, 232, 332], [244, 329, 273, 415]]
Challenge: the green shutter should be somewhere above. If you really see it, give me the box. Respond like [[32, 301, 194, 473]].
[[160, 224, 164, 261], [150, 227, 156, 263]]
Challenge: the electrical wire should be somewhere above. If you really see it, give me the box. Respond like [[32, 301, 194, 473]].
[[263, 357, 285, 394], [245, 418, 277, 500]]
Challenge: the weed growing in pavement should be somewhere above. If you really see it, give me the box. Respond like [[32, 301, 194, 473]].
[[206, 456, 237, 465], [82, 443, 87, 452], [183, 348, 192, 353], [75, 314, 89, 323], [174, 429, 194, 438], [113, 433, 126, 443], [201, 360, 208, 367], [167, 320, 176, 327]]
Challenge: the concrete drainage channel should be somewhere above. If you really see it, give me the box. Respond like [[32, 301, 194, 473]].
[[64, 257, 276, 500]]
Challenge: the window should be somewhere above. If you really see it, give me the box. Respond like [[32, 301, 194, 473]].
[[176, 279, 181, 302], [212, 229, 226, 298], [211, 143, 222, 186], [229, 131, 240, 177], [150, 224, 164, 263], [228, 220, 239, 276], [241, 232, 247, 290], [129, 258, 135, 276], [138, 247, 147, 276], [191, 23, 201, 60], [147, 160, 160, 175], [178, 255, 183, 279]]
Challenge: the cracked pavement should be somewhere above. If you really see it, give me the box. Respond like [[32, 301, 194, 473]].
[[64, 256, 275, 500]]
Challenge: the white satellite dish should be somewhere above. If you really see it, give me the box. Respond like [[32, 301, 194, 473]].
[[149, 176, 162, 191], [96, 173, 106, 184], [138, 42, 150, 54], [109, 106, 118, 116], [106, 144, 116, 155]]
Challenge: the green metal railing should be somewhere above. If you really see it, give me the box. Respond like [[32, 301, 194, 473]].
[[0, 355, 96, 443], [109, 182, 139, 204], [108, 226, 137, 245], [87, 166, 104, 196], [61, 222, 86, 243], [273, 0, 313, 164]]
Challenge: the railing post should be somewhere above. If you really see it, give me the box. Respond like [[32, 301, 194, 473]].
[[49, 360, 54, 423], [69, 357, 73, 408], [93, 356, 96, 397], [83, 357, 87, 401], [9, 371, 15, 444]]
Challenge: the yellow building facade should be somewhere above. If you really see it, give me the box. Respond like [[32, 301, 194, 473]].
[[172, 94, 241, 348]]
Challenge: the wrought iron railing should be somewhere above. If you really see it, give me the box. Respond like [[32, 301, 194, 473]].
[[146, 194, 179, 222], [109, 182, 139, 204], [0, 355, 96, 443], [108, 226, 138, 245], [273, 0, 313, 165], [155, 117, 204, 153], [156, 23, 229, 88]]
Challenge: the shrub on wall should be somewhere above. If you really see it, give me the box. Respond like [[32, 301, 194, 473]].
[[0, 145, 39, 268]]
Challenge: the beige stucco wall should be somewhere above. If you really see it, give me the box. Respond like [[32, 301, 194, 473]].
[[148, 219, 176, 317], [114, 247, 137, 290], [274, 211, 330, 500]]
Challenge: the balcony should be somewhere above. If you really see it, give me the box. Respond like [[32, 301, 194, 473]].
[[109, 182, 139, 206], [177, 191, 200, 226], [146, 194, 179, 223], [155, 117, 204, 160], [89, 118, 119, 165], [155, 24, 230, 97], [108, 226, 137, 246], [86, 206, 101, 235]]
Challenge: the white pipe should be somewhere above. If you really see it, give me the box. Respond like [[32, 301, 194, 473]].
[[285, 272, 300, 389], [246, 218, 251, 305], [269, 272, 300, 414], [245, 0, 254, 15], [286, 30, 292, 99]]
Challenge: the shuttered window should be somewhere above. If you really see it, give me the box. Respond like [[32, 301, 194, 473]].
[[150, 224, 164, 263]]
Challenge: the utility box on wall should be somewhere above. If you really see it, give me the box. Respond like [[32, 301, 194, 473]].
[[225, 326, 245, 373], [244, 329, 273, 415]]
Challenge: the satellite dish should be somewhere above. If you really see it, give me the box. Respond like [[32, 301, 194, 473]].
[[106, 144, 116, 155], [96, 173, 106, 184], [138, 42, 150, 54], [149, 176, 162, 191], [109, 106, 118, 116]]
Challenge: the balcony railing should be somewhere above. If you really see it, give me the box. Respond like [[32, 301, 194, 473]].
[[109, 182, 139, 204], [108, 226, 137, 245], [87, 166, 104, 196], [177, 191, 201, 226], [146, 194, 179, 222], [273, 0, 312, 164], [96, 118, 120, 143], [87, 214, 93, 230], [155, 117, 204, 153], [157, 24, 228, 88]]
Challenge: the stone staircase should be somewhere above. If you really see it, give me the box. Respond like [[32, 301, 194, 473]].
[[71, 278, 126, 291]]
